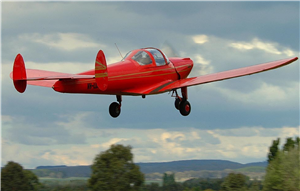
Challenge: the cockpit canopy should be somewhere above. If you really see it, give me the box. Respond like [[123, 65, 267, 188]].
[[123, 48, 170, 66]]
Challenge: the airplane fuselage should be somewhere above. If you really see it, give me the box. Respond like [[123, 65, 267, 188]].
[[52, 49, 193, 95]]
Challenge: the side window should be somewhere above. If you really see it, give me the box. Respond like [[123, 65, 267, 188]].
[[132, 51, 152, 65], [147, 49, 166, 66]]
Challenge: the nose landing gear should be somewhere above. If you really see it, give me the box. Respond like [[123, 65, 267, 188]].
[[109, 95, 122, 118]]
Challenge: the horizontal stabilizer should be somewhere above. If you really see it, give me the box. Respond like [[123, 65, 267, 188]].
[[10, 54, 94, 91]]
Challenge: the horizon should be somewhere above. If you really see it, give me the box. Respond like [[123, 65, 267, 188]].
[[24, 158, 268, 170]]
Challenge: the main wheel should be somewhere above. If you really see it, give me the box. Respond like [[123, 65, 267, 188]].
[[179, 100, 191, 116], [109, 102, 121, 118], [174, 98, 181, 110]]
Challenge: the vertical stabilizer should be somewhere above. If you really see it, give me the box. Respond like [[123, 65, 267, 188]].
[[12, 54, 27, 93], [95, 50, 108, 91]]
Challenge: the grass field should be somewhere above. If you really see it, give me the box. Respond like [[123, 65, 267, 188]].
[[233, 166, 265, 173]]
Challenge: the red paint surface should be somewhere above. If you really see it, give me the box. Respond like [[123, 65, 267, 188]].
[[10, 48, 298, 97]]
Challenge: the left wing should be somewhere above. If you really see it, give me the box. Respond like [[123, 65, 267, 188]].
[[149, 57, 298, 94]]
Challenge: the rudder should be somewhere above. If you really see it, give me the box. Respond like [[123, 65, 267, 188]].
[[12, 54, 27, 93], [95, 50, 108, 91]]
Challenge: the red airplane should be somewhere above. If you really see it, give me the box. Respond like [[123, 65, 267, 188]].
[[10, 47, 298, 118]]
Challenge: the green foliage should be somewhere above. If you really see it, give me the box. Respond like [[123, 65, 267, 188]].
[[220, 173, 247, 191], [263, 146, 300, 191], [23, 170, 42, 190], [182, 178, 223, 191], [162, 173, 183, 191], [163, 173, 176, 187], [248, 179, 262, 191], [1, 161, 41, 191], [88, 144, 144, 191], [267, 138, 280, 163], [142, 182, 162, 191], [283, 137, 296, 152]]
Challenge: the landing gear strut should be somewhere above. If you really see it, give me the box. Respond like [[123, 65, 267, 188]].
[[109, 95, 122, 118], [172, 87, 191, 116]]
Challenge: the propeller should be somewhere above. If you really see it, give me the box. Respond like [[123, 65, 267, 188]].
[[161, 41, 212, 78], [161, 41, 180, 57]]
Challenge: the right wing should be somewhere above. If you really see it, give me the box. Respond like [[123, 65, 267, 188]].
[[149, 57, 298, 94]]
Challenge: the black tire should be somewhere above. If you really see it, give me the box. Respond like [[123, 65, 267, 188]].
[[175, 98, 181, 110], [179, 100, 191, 116], [109, 102, 121, 118]]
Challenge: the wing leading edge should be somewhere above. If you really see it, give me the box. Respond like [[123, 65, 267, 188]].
[[150, 57, 298, 94]]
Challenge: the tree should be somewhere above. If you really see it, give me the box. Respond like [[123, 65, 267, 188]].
[[162, 172, 182, 191], [1, 161, 31, 191], [220, 173, 247, 191], [283, 137, 295, 152], [88, 144, 144, 191], [267, 138, 280, 163], [143, 182, 161, 191], [163, 173, 176, 187], [263, 146, 300, 191], [23, 170, 42, 190]]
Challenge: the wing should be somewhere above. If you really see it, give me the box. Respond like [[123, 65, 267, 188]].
[[149, 57, 298, 94]]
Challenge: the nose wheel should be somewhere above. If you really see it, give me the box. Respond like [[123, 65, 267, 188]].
[[109, 95, 122, 118]]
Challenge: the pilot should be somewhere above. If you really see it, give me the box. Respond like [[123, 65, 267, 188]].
[[140, 54, 151, 65]]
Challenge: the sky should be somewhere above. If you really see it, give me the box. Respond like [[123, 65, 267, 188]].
[[1, 1, 299, 169]]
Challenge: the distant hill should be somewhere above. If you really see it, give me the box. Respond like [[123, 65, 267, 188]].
[[138, 160, 253, 173], [31, 159, 267, 178], [36, 165, 67, 169]]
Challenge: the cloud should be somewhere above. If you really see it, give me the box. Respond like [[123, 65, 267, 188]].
[[214, 82, 299, 109], [2, 125, 299, 168], [229, 38, 295, 56], [2, 112, 98, 146], [192, 35, 209, 44], [19, 33, 104, 51]]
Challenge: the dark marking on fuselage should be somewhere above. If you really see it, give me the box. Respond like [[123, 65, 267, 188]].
[[87, 83, 98, 89]]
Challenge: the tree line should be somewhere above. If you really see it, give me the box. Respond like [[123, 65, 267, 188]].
[[1, 136, 299, 191]]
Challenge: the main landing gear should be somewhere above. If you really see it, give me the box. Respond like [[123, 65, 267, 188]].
[[173, 87, 191, 116], [109, 95, 122, 118], [108, 88, 191, 118]]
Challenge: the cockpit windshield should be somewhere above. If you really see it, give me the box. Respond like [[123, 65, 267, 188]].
[[131, 48, 170, 66], [146, 48, 169, 66], [132, 51, 152, 65]]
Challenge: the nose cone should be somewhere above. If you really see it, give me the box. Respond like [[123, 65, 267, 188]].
[[169, 57, 193, 79]]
